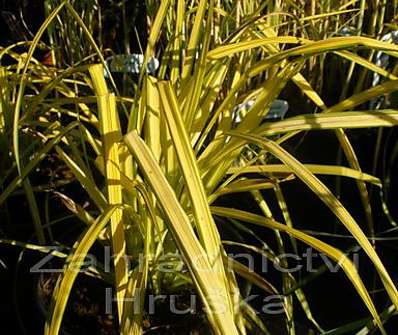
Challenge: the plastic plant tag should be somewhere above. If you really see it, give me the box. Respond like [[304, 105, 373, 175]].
[[267, 99, 289, 120], [338, 26, 357, 37], [104, 54, 159, 78], [232, 99, 289, 128], [229, 99, 289, 166], [231, 100, 253, 126], [370, 31, 398, 109]]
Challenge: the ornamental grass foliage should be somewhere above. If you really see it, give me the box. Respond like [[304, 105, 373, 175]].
[[1, 1, 398, 334]]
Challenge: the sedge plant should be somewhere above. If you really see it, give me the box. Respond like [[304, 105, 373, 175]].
[[2, 1, 398, 334]]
